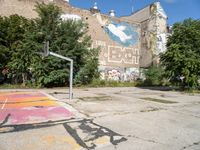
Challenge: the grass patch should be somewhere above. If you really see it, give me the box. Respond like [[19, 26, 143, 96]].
[[114, 92, 121, 94], [193, 142, 200, 145], [140, 107, 160, 112], [0, 83, 38, 89], [140, 97, 177, 104], [85, 79, 142, 88], [182, 89, 200, 94], [95, 93, 107, 96], [79, 96, 112, 101]]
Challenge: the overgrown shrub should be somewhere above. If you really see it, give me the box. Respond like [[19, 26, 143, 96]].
[[161, 18, 200, 90], [74, 57, 99, 85], [143, 66, 167, 86], [87, 79, 140, 87]]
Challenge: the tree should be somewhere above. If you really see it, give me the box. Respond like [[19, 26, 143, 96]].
[[7, 22, 39, 84], [0, 3, 99, 86], [0, 15, 31, 84], [30, 3, 99, 87], [161, 18, 200, 89]]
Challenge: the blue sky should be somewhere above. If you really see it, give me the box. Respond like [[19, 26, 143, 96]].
[[69, 0, 200, 25]]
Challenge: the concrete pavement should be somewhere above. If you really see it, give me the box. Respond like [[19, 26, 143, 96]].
[[0, 87, 200, 150], [0, 90, 127, 150]]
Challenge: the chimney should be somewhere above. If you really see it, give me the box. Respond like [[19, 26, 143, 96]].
[[90, 2, 100, 14], [109, 10, 115, 17], [93, 2, 98, 9]]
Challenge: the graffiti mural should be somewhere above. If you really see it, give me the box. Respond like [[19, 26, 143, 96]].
[[92, 13, 140, 75], [108, 45, 139, 64], [93, 40, 139, 67], [104, 20, 139, 47], [99, 67, 139, 81], [94, 13, 139, 47], [92, 39, 140, 81]]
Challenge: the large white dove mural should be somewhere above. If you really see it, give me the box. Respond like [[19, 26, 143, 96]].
[[104, 20, 139, 47]]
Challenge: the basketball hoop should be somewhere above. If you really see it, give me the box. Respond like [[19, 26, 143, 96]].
[[41, 41, 73, 100]]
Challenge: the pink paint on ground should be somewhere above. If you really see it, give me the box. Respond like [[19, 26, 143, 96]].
[[0, 106, 74, 125]]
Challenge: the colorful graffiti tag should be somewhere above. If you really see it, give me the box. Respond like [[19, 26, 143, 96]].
[[0, 92, 74, 125], [104, 20, 139, 47], [99, 67, 140, 81], [93, 40, 139, 66]]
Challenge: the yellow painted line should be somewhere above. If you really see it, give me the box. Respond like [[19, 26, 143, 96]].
[[4, 100, 59, 108]]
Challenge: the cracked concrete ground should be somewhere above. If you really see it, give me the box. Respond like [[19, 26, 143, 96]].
[[0, 87, 200, 150], [50, 87, 200, 150]]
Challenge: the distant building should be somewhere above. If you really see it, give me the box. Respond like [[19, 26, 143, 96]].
[[0, 0, 168, 81]]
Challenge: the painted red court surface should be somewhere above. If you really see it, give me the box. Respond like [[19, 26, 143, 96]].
[[0, 92, 74, 125]]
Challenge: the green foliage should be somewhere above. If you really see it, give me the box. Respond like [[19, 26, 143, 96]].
[[143, 66, 167, 86], [31, 3, 97, 87], [74, 58, 99, 85], [75, 45, 100, 85], [0, 15, 32, 84], [161, 18, 200, 89], [76, 79, 141, 87], [35, 2, 61, 41], [0, 3, 99, 87], [0, 45, 9, 69]]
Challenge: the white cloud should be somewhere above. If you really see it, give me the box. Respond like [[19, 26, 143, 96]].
[[107, 24, 132, 42]]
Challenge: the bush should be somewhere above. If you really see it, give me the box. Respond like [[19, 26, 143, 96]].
[[74, 57, 99, 85], [143, 66, 166, 86], [161, 19, 200, 90], [0, 74, 5, 84], [87, 79, 140, 87]]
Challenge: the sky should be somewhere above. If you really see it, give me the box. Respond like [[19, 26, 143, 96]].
[[69, 0, 200, 25]]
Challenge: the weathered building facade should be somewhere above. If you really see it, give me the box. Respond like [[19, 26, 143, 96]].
[[0, 0, 168, 81], [121, 2, 168, 67]]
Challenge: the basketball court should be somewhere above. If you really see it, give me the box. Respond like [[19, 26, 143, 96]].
[[0, 91, 74, 126]]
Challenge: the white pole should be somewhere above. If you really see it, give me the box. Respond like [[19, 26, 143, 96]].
[[49, 51, 73, 100], [69, 60, 73, 100]]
